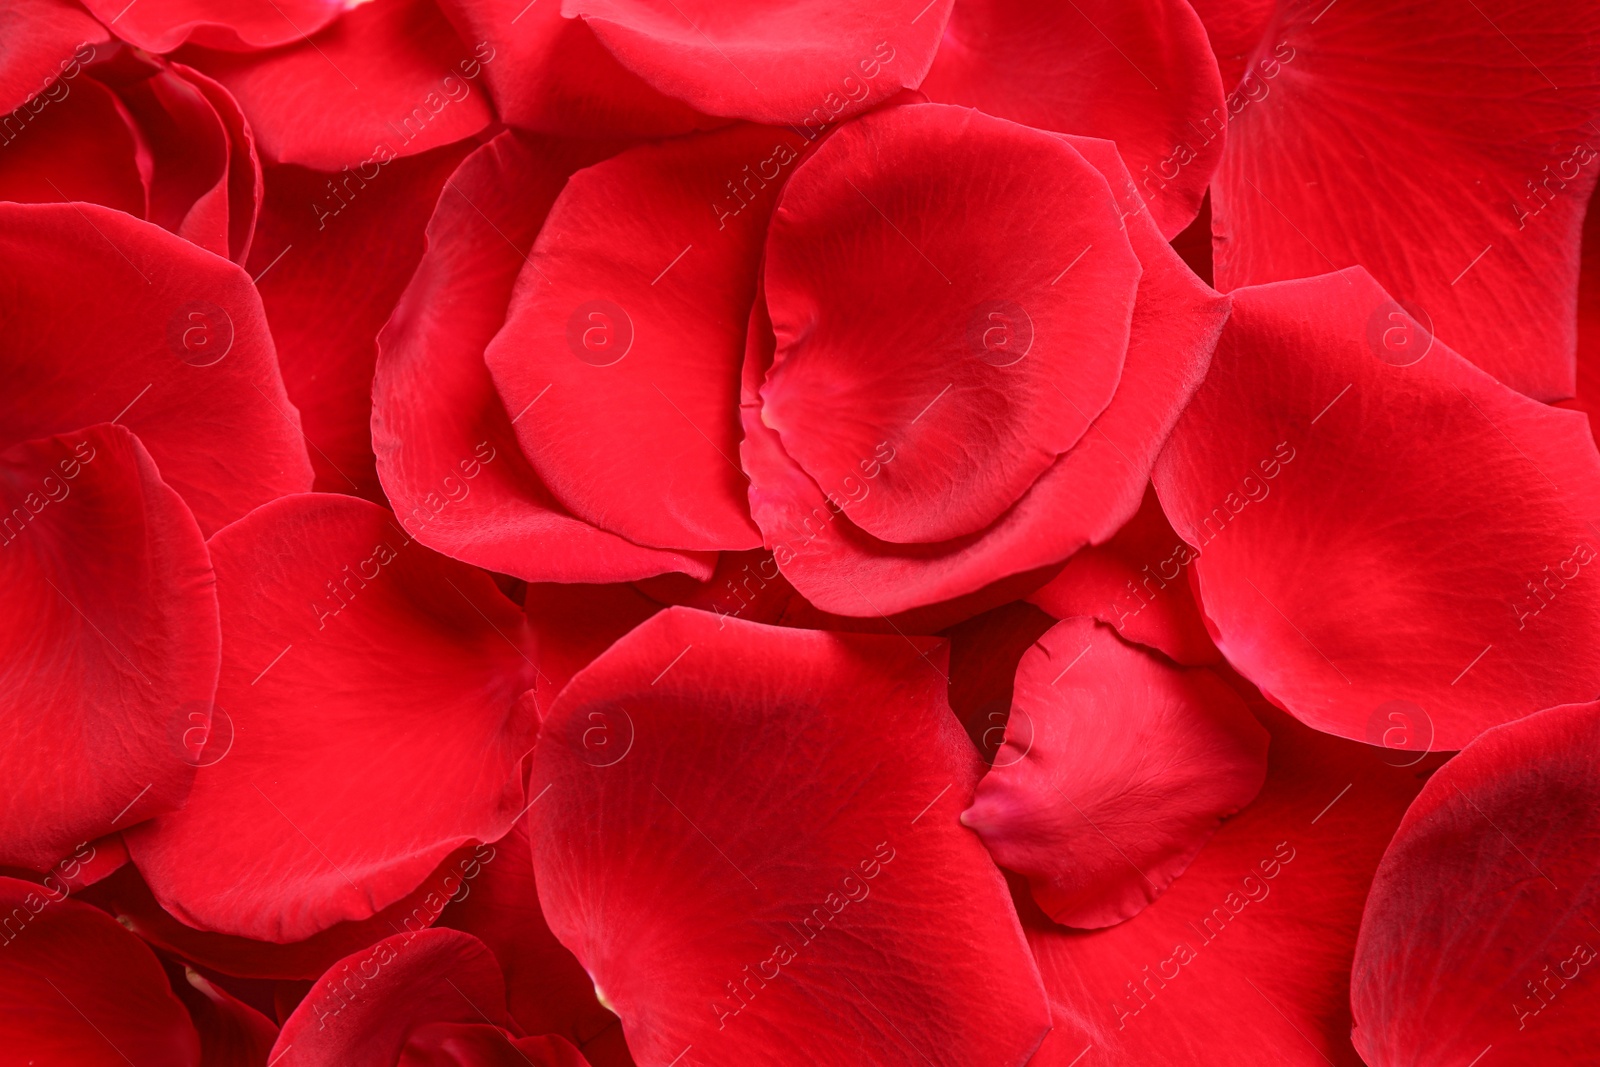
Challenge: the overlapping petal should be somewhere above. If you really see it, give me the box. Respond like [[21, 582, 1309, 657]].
[[84, 0, 344, 53], [0, 2, 105, 114]]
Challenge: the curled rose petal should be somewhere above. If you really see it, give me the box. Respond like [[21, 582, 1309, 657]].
[[1152, 268, 1600, 750], [0, 201, 313, 535], [125, 493, 539, 942], [963, 617, 1268, 928], [0, 424, 219, 871], [83, 0, 344, 53], [374, 131, 715, 582], [564, 0, 951, 125], [1351, 699, 1600, 1065], [920, 0, 1226, 238], [0, 876, 202, 1065], [529, 607, 1051, 1067], [175, 968, 281, 1067], [1210, 0, 1600, 400]]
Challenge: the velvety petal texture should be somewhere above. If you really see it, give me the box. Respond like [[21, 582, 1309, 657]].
[[1153, 269, 1600, 750], [0, 424, 220, 870], [0, 1, 105, 113], [84, 0, 344, 53], [125, 493, 539, 942], [1351, 699, 1600, 1065], [529, 607, 1052, 1066], [1211, 0, 1600, 399]]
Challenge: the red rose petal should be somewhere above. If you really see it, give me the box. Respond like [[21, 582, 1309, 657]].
[[1152, 269, 1600, 750], [762, 104, 1139, 543], [920, 0, 1226, 238], [175, 969, 281, 1067], [0, 201, 313, 535], [1021, 697, 1433, 1065], [485, 124, 783, 553], [83, 0, 343, 53], [0, 1, 106, 114], [1351, 699, 1600, 1065], [1028, 483, 1221, 665], [964, 617, 1268, 928], [942, 599, 1058, 758], [272, 929, 515, 1067], [528, 607, 1051, 1067], [374, 131, 715, 582], [401, 1024, 593, 1067], [174, 61, 263, 263], [0, 424, 219, 871], [1211, 0, 1600, 400], [565, 0, 949, 125], [0, 876, 201, 1065], [125, 493, 539, 942], [0, 70, 145, 215], [746, 132, 1224, 614], [189, 0, 492, 169], [250, 141, 474, 501], [1185, 0, 1276, 91]]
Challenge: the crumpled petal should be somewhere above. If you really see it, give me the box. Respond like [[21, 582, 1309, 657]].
[[1152, 268, 1600, 750]]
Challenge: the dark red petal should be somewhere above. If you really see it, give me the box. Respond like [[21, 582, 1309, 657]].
[[188, 0, 492, 169], [529, 607, 1051, 1067], [0, 2, 106, 113], [272, 929, 514, 1067], [0, 876, 201, 1065], [1211, 0, 1600, 400], [1022, 697, 1433, 1065], [485, 124, 781, 553], [0, 201, 313, 535], [0, 72, 145, 215], [1351, 700, 1600, 1065], [1028, 483, 1221, 665], [964, 618, 1268, 928], [1152, 269, 1600, 750], [522, 582, 662, 717], [125, 493, 539, 942], [566, 0, 949, 125], [175, 969, 281, 1067], [747, 131, 1224, 614], [401, 1024, 593, 1067], [374, 131, 715, 581], [920, 0, 1226, 238], [251, 141, 473, 501], [435, 0, 714, 136], [83, 0, 343, 53], [943, 600, 1058, 759], [0, 424, 219, 870]]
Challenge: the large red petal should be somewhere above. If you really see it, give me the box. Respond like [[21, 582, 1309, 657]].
[[920, 0, 1226, 238], [187, 0, 492, 169], [0, 70, 145, 215], [375, 131, 716, 582], [1185, 0, 1275, 91], [0, 201, 313, 535], [0, 3, 106, 114], [485, 124, 782, 553], [125, 493, 539, 942], [0, 876, 201, 1065], [1351, 699, 1600, 1065], [1152, 269, 1600, 750], [1020, 696, 1434, 1065], [528, 607, 1051, 1067], [1210, 0, 1600, 400], [964, 618, 1268, 928], [565, 0, 949, 125], [0, 424, 219, 870], [83, 0, 343, 53]]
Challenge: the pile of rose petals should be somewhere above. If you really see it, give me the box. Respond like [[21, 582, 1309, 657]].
[[4, 0, 1600, 1063]]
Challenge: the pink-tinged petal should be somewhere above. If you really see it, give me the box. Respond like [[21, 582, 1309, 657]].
[[0, 2, 106, 113], [485, 124, 785, 553], [188, 0, 492, 170], [1184, 0, 1275, 91], [529, 607, 1051, 1067], [83, 0, 343, 53], [272, 929, 514, 1067], [125, 493, 539, 942], [1029, 483, 1221, 666], [0, 425, 219, 871], [1152, 269, 1600, 750], [1021, 695, 1435, 1065], [401, 1024, 593, 1067], [0, 72, 145, 215], [1351, 699, 1600, 1065], [176, 969, 281, 1067], [375, 131, 715, 581], [921, 0, 1226, 238], [748, 131, 1224, 614], [251, 141, 474, 501], [0, 876, 201, 1065], [435, 0, 715, 137], [1211, 0, 1600, 400], [964, 618, 1268, 928], [0, 201, 313, 534], [564, 0, 949, 125]]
